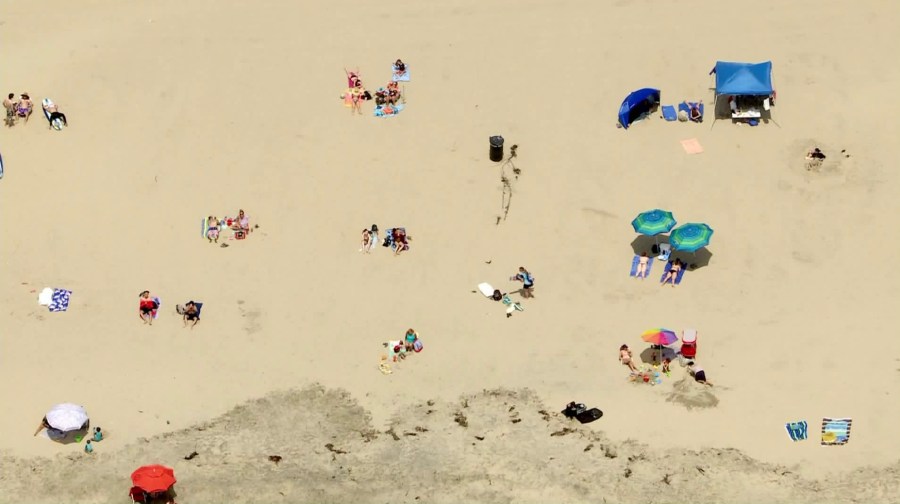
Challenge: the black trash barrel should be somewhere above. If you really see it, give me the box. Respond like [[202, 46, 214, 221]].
[[489, 135, 504, 162]]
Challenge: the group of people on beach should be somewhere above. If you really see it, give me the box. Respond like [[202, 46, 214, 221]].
[[343, 59, 408, 116], [138, 291, 201, 329], [206, 209, 253, 244], [3, 91, 68, 128], [619, 342, 712, 386], [359, 225, 410, 256]]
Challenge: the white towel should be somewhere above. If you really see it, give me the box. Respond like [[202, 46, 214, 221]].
[[38, 288, 53, 306], [478, 283, 495, 297]]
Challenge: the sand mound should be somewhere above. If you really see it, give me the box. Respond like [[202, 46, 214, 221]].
[[666, 375, 719, 410], [2, 386, 899, 504]]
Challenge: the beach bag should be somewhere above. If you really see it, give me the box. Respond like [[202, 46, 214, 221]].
[[413, 339, 423, 353], [176, 304, 185, 315]]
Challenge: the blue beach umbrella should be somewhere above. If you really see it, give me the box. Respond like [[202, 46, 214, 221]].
[[669, 223, 714, 252], [631, 209, 677, 237]]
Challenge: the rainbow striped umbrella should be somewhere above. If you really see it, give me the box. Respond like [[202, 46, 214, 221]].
[[642, 328, 678, 363], [670, 223, 713, 252], [631, 209, 677, 237]]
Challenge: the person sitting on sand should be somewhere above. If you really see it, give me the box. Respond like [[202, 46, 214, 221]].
[[684, 100, 703, 122], [206, 216, 219, 243], [392, 228, 409, 256], [806, 147, 826, 160], [183, 301, 200, 329], [231, 209, 250, 235], [404, 328, 419, 352], [619, 344, 637, 372], [636, 252, 650, 279], [511, 267, 535, 298], [394, 59, 406, 76], [17, 93, 33, 122], [687, 361, 712, 386], [660, 259, 682, 288], [42, 100, 68, 128], [360, 228, 372, 253], [386, 81, 401, 105], [662, 357, 671, 376], [138, 290, 158, 325]]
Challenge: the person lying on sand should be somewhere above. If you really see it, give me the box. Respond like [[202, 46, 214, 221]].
[[183, 301, 200, 329], [619, 344, 637, 372], [350, 83, 364, 115], [687, 361, 713, 386], [660, 259, 682, 288], [636, 252, 650, 279], [42, 100, 68, 128]]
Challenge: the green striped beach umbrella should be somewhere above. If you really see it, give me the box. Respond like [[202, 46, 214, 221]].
[[631, 209, 677, 237], [670, 223, 714, 252]]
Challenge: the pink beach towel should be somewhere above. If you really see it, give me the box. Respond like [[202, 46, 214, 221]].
[[681, 138, 704, 154]]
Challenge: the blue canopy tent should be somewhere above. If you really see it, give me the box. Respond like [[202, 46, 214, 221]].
[[618, 88, 660, 129], [712, 61, 775, 125], [714, 61, 773, 95]]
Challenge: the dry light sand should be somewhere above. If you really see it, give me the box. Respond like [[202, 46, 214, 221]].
[[2, 0, 899, 502]]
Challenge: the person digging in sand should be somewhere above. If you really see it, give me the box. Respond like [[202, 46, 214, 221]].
[[687, 361, 713, 386]]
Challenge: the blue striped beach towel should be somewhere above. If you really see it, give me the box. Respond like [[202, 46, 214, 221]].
[[785, 420, 808, 441], [821, 418, 852, 446], [48, 289, 72, 312]]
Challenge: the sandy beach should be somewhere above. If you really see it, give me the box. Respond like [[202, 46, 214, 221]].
[[2, 0, 900, 502]]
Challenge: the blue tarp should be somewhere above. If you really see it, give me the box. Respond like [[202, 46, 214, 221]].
[[618, 88, 660, 129], [714, 61, 773, 96]]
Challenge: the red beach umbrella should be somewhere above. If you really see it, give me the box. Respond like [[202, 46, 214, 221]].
[[131, 465, 176, 493]]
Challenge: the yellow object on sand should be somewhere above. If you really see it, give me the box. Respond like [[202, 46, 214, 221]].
[[379, 362, 392, 375], [822, 431, 836, 443]]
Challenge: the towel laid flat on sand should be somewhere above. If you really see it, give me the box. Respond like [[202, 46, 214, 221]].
[[821, 418, 852, 446], [478, 283, 495, 297], [48, 289, 72, 312], [681, 138, 704, 154], [661, 105, 677, 121], [785, 420, 809, 441], [629, 256, 655, 277], [392, 65, 410, 82], [660, 262, 686, 284], [374, 104, 404, 117]]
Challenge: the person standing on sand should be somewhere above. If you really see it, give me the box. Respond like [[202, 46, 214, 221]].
[[511, 267, 534, 298], [619, 344, 637, 373]]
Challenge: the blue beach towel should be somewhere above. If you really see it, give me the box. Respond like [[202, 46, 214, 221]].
[[391, 65, 410, 82], [785, 420, 808, 441], [48, 289, 72, 312], [678, 102, 704, 122], [821, 418, 852, 446], [662, 105, 677, 121], [659, 261, 686, 284], [629, 256, 655, 277], [374, 103, 404, 117]]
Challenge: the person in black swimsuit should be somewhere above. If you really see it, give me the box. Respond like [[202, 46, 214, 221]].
[[183, 301, 200, 329]]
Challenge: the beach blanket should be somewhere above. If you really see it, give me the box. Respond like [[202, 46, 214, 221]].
[[392, 65, 410, 82], [478, 283, 495, 297], [681, 138, 704, 154], [821, 418, 852, 446], [660, 262, 686, 284], [374, 103, 404, 117], [48, 288, 72, 312], [629, 255, 655, 277], [785, 420, 809, 441], [661, 105, 677, 121], [678, 102, 705, 122]]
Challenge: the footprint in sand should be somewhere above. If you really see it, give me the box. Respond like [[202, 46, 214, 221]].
[[236, 300, 261, 335]]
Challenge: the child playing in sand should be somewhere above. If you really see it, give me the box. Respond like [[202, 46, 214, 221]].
[[662, 358, 671, 376]]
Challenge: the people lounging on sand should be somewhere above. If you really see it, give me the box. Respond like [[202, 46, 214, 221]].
[[619, 344, 637, 372], [511, 267, 534, 298], [42, 100, 68, 128], [230, 209, 250, 236], [684, 100, 703, 122], [386, 82, 401, 105], [404, 328, 419, 352], [393, 59, 406, 76], [392, 228, 409, 256], [635, 252, 650, 279], [661, 259, 682, 288], [138, 291, 158, 325], [360, 228, 372, 253], [182, 301, 200, 329]]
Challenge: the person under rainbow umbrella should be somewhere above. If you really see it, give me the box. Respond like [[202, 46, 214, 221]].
[[641, 328, 679, 363]]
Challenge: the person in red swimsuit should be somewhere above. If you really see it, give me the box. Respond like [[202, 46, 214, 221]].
[[138, 290, 158, 325]]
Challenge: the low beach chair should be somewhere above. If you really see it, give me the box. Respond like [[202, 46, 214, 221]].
[[679, 328, 698, 364], [657, 243, 672, 261], [129, 487, 149, 503]]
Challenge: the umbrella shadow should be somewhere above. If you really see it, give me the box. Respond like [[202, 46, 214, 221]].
[[630, 235, 669, 256], [46, 424, 90, 444], [639, 346, 678, 365], [672, 247, 713, 270]]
